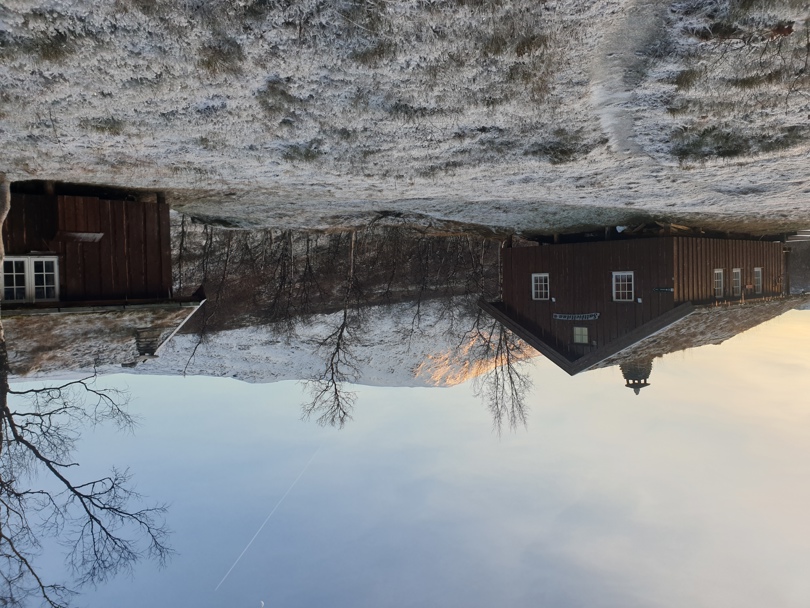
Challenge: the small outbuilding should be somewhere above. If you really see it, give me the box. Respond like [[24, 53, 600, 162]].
[[1, 183, 204, 374]]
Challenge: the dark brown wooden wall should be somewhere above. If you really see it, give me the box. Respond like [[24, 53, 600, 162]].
[[672, 237, 784, 303], [501, 239, 677, 362], [3, 194, 172, 301], [2, 194, 58, 253]]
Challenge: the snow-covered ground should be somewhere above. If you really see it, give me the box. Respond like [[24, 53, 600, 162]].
[[1, 0, 808, 232], [135, 300, 534, 388]]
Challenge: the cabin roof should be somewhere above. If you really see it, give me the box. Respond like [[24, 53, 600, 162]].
[[480, 296, 808, 376], [591, 297, 807, 371]]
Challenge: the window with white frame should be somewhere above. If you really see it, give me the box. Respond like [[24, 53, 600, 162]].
[[754, 267, 763, 294], [714, 269, 724, 298], [3, 259, 27, 301], [573, 326, 589, 344], [612, 271, 634, 301], [531, 273, 549, 300], [732, 268, 742, 297], [2, 257, 59, 303]]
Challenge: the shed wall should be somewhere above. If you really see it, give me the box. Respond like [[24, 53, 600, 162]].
[[2, 194, 58, 253], [3, 194, 172, 301]]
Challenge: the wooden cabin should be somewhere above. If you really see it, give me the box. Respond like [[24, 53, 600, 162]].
[[2, 191, 172, 306], [481, 237, 789, 378], [1, 185, 204, 373]]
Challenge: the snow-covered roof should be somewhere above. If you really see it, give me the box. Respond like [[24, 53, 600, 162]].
[[592, 297, 810, 371]]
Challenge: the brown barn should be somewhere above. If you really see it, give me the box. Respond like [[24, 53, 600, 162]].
[[2, 191, 172, 305], [1, 186, 204, 373], [480, 237, 789, 379]]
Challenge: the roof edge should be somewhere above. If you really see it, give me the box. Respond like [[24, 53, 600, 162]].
[[477, 299, 579, 374], [573, 303, 695, 373], [478, 299, 697, 376]]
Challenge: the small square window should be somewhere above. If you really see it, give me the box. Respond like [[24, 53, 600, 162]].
[[573, 327, 589, 344], [531, 273, 549, 300], [612, 272, 634, 301]]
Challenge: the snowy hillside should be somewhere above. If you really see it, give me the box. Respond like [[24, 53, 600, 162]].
[[1, 0, 809, 232], [140, 299, 536, 387]]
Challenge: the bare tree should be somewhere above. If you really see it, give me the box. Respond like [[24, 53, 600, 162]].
[[0, 178, 171, 607], [464, 309, 533, 435], [302, 231, 366, 428], [302, 305, 359, 429], [0, 367, 173, 607], [172, 216, 511, 430]]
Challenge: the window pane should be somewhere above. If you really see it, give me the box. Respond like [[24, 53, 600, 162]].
[[613, 272, 634, 301], [31, 258, 58, 301], [714, 269, 724, 298], [36, 285, 58, 300], [3, 259, 27, 301], [531, 273, 549, 300], [2, 257, 58, 302]]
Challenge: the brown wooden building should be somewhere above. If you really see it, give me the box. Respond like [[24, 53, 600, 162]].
[[1, 186, 205, 373], [481, 237, 787, 376], [2, 191, 173, 306]]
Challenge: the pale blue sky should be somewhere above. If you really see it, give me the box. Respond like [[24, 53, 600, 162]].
[[27, 310, 810, 608]]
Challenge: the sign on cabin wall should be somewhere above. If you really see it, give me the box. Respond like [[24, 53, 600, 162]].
[[552, 313, 600, 321]]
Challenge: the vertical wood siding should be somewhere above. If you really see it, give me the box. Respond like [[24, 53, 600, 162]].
[[3, 194, 172, 301], [1, 194, 58, 252], [672, 237, 784, 302], [502, 239, 676, 362]]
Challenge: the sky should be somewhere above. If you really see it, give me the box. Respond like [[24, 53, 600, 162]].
[[24, 310, 810, 608]]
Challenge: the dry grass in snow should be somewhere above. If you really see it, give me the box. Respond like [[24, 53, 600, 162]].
[[0, 0, 809, 232]]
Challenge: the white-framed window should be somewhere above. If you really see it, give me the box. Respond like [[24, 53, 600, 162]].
[[754, 267, 763, 294], [713, 269, 724, 298], [732, 268, 742, 297], [612, 271, 634, 301], [573, 326, 589, 344], [2, 257, 59, 303], [531, 273, 549, 300]]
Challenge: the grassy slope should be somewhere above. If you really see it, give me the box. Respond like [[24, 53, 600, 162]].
[[0, 0, 808, 231]]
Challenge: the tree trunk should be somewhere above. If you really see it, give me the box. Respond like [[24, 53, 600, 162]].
[[0, 176, 10, 457]]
